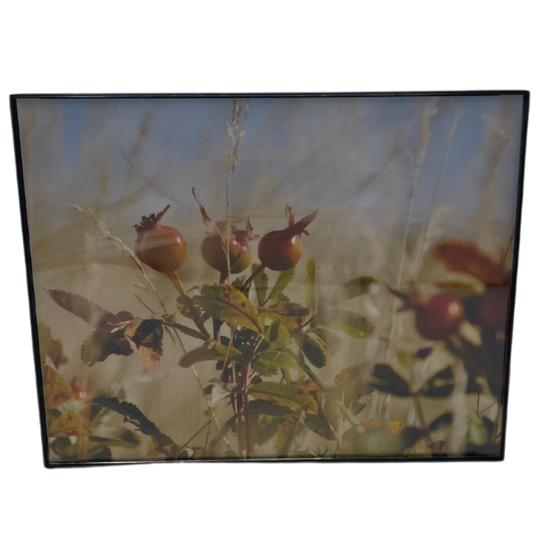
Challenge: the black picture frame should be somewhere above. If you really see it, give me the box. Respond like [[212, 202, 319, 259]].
[[11, 91, 530, 467]]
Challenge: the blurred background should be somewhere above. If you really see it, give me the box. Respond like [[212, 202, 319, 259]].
[[16, 94, 524, 458]]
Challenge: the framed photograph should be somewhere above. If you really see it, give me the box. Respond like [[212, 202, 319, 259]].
[[11, 92, 528, 466]]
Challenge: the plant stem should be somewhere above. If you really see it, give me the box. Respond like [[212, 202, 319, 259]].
[[301, 361, 365, 434], [242, 334, 264, 458], [168, 271, 211, 340], [213, 272, 227, 342], [241, 263, 266, 292]]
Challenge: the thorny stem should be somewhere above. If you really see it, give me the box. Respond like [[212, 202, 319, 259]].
[[168, 271, 211, 340]]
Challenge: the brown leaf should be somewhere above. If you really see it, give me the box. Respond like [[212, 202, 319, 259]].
[[430, 241, 510, 287], [123, 319, 164, 374], [38, 323, 68, 368], [46, 289, 117, 327], [48, 411, 87, 438], [43, 363, 73, 410]]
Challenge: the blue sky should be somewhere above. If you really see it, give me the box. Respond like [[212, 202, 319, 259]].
[[20, 94, 524, 248]]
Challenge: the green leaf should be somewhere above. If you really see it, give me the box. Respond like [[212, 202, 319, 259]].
[[253, 264, 269, 306], [249, 382, 318, 414], [252, 350, 298, 376], [311, 327, 341, 355], [267, 267, 295, 303], [305, 412, 336, 440], [249, 401, 296, 418], [264, 322, 290, 350], [467, 411, 496, 447], [305, 257, 317, 312], [421, 366, 454, 398], [372, 364, 411, 397], [341, 276, 377, 300], [317, 308, 373, 339], [296, 332, 331, 368], [265, 297, 310, 330], [179, 342, 244, 368], [195, 285, 264, 334], [257, 417, 285, 446]]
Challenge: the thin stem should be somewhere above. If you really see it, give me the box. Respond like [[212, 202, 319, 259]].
[[242, 334, 264, 458], [213, 272, 227, 342], [241, 264, 265, 292], [189, 365, 234, 454], [301, 361, 365, 434], [168, 271, 211, 340]]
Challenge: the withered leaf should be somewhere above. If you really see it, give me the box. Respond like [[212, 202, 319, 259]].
[[46, 289, 117, 327], [48, 411, 87, 438], [430, 240, 510, 287], [38, 323, 67, 368], [123, 319, 164, 374], [42, 363, 73, 410]]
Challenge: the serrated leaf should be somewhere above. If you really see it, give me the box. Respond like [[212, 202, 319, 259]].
[[253, 264, 269, 306], [305, 411, 336, 440], [317, 308, 373, 339], [372, 364, 411, 397], [123, 319, 164, 374], [264, 322, 290, 350], [267, 267, 295, 303], [89, 427, 141, 449], [421, 366, 454, 398], [252, 350, 298, 376], [179, 342, 244, 367], [46, 288, 117, 327], [81, 330, 116, 366], [43, 364, 73, 410], [249, 382, 317, 414], [305, 257, 317, 312], [296, 332, 331, 368], [195, 285, 264, 333], [276, 416, 306, 455], [249, 401, 296, 418], [342, 276, 378, 300], [38, 323, 67, 368], [257, 417, 285, 446], [48, 411, 87, 438], [467, 411, 496, 446], [93, 396, 160, 436], [265, 297, 310, 330], [92, 396, 188, 459]]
